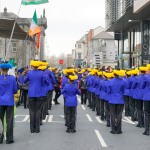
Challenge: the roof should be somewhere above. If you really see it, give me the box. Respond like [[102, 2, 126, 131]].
[[0, 19, 34, 41], [92, 31, 114, 40]]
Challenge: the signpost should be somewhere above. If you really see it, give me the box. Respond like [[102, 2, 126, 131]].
[[59, 59, 64, 65]]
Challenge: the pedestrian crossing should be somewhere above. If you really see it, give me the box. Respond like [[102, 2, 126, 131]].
[[15, 114, 137, 125]]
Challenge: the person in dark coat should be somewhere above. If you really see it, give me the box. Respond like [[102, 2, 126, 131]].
[[61, 74, 81, 133], [0, 62, 17, 144], [80, 73, 87, 105]]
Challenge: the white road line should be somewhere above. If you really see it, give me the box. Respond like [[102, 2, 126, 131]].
[[123, 117, 136, 124], [60, 115, 64, 118], [48, 115, 53, 122], [15, 115, 29, 122], [52, 101, 55, 104], [86, 114, 93, 122], [95, 130, 108, 148], [81, 105, 86, 110], [78, 97, 81, 102], [95, 117, 104, 124], [43, 115, 48, 122]]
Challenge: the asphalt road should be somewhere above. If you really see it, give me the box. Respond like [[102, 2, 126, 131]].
[[1, 95, 150, 150]]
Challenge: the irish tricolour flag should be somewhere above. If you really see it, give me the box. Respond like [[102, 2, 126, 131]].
[[22, 0, 49, 5], [28, 10, 41, 36]]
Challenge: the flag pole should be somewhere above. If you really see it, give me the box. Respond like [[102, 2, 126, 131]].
[[4, 2, 22, 61]]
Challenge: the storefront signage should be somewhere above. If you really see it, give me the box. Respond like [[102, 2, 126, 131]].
[[142, 20, 150, 65], [134, 0, 150, 13]]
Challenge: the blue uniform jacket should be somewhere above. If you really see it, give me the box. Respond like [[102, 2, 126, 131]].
[[95, 77, 101, 96], [61, 83, 81, 106], [107, 77, 124, 104], [86, 75, 92, 92], [132, 74, 146, 100], [44, 69, 56, 91], [143, 74, 150, 101], [77, 73, 82, 81], [99, 79, 106, 100], [128, 76, 136, 97], [0, 75, 17, 106], [123, 78, 130, 96], [24, 70, 49, 98], [62, 76, 78, 89]]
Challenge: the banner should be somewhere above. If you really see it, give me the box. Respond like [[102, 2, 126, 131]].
[[22, 0, 49, 5]]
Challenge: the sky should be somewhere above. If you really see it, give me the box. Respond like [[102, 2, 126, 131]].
[[0, 0, 105, 56]]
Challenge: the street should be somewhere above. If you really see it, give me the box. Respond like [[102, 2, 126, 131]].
[[1, 95, 150, 150]]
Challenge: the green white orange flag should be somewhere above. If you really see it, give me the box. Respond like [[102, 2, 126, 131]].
[[22, 0, 49, 5], [28, 10, 41, 36]]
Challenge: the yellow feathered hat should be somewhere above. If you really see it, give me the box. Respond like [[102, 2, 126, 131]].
[[38, 66, 47, 70], [147, 64, 150, 70], [126, 70, 132, 76], [30, 60, 41, 67], [97, 71, 103, 76], [69, 75, 78, 81], [139, 66, 149, 72], [113, 70, 125, 77], [132, 68, 139, 75], [41, 61, 49, 67], [105, 72, 114, 79]]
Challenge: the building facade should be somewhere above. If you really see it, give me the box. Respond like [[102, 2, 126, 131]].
[[105, 0, 150, 68], [0, 8, 47, 68]]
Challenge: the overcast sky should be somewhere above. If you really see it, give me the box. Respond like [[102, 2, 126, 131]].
[[0, 0, 105, 56]]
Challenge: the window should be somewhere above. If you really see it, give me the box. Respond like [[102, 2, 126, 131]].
[[103, 54, 106, 59], [0, 40, 2, 52], [12, 42, 17, 52], [78, 44, 81, 49], [109, 52, 113, 56], [78, 52, 81, 59]]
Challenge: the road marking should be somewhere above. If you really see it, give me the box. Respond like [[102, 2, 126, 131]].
[[95, 130, 108, 148], [86, 114, 93, 122], [43, 115, 48, 122], [60, 115, 64, 118], [95, 117, 104, 124], [78, 97, 81, 102], [48, 115, 53, 122], [52, 101, 55, 104], [15, 115, 29, 122], [123, 117, 136, 124], [81, 105, 86, 110]]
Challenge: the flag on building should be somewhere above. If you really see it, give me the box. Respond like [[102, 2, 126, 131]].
[[36, 32, 41, 49], [28, 10, 41, 36], [22, 0, 49, 5]]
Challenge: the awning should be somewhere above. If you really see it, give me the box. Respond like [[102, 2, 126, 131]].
[[0, 19, 34, 41]]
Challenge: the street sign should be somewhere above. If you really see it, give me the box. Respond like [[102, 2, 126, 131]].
[[59, 59, 64, 65]]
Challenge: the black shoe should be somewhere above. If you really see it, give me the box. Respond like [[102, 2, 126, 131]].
[[143, 131, 149, 136], [66, 129, 71, 133], [110, 131, 115, 134], [53, 99, 56, 102], [35, 130, 40, 133], [6, 140, 14, 144], [40, 121, 43, 125], [0, 134, 4, 144], [70, 129, 76, 133], [116, 131, 122, 134], [106, 124, 110, 127], [87, 105, 90, 107], [30, 130, 35, 133], [136, 124, 143, 128], [96, 113, 100, 116], [55, 102, 60, 105], [101, 116, 104, 121]]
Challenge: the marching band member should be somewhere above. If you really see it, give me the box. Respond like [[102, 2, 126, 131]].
[[108, 70, 125, 134], [0, 62, 17, 144], [24, 60, 49, 133], [61, 74, 81, 133], [142, 64, 150, 135]]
